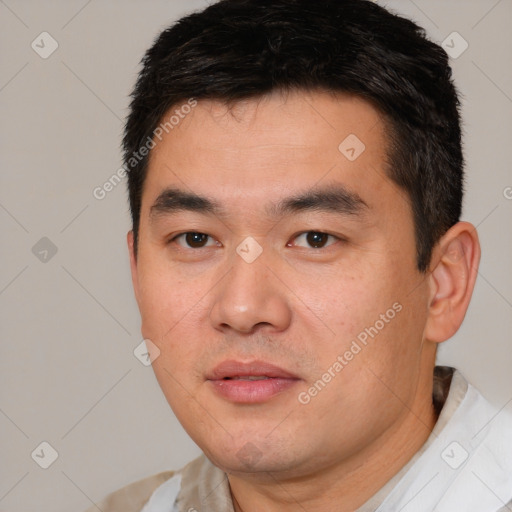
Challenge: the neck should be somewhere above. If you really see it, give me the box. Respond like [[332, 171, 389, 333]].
[[229, 371, 438, 512]]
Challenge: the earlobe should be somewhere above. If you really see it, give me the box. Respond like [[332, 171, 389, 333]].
[[424, 222, 481, 343]]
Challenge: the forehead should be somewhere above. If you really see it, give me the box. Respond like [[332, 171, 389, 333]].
[[151, 90, 385, 155], [143, 90, 403, 217]]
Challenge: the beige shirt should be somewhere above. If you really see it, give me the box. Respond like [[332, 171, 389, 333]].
[[84, 367, 512, 512]]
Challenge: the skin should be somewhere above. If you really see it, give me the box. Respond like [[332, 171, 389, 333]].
[[128, 90, 480, 511]]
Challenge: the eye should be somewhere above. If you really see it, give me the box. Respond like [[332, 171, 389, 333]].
[[172, 232, 218, 249], [290, 231, 338, 249]]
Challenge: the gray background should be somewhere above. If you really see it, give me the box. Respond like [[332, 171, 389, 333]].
[[1, 1, 511, 511]]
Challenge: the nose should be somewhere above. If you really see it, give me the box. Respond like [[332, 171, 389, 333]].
[[209, 251, 292, 335]]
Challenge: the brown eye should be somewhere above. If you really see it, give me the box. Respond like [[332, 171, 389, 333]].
[[306, 232, 330, 248], [172, 232, 215, 248], [185, 233, 209, 248], [288, 231, 341, 249]]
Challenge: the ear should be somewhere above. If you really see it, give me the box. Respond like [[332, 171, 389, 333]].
[[127, 230, 141, 305], [424, 222, 481, 343]]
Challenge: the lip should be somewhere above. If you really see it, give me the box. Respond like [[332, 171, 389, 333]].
[[207, 360, 301, 403]]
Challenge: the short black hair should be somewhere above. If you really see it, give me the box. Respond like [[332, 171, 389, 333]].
[[123, 0, 463, 272]]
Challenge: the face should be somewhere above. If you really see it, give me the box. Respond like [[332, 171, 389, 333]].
[[129, 91, 434, 478]]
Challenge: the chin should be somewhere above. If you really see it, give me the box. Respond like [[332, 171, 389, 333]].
[[199, 433, 304, 477]]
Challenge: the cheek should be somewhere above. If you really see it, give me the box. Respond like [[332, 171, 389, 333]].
[[135, 259, 215, 380], [333, 286, 429, 417], [291, 259, 425, 399], [289, 265, 395, 354], [136, 254, 209, 341]]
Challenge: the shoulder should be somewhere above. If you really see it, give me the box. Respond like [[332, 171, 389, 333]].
[[82, 470, 176, 512], [433, 373, 512, 510]]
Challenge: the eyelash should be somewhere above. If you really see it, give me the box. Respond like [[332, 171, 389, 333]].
[[170, 232, 220, 249], [290, 232, 339, 249], [168, 231, 342, 250]]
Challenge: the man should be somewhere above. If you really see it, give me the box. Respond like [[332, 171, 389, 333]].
[[86, 0, 512, 510]]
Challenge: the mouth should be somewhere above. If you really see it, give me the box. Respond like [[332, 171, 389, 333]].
[[207, 360, 301, 403], [223, 375, 271, 380]]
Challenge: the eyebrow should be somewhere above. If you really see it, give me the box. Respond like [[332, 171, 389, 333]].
[[149, 185, 368, 222], [150, 188, 223, 220], [268, 185, 368, 218]]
